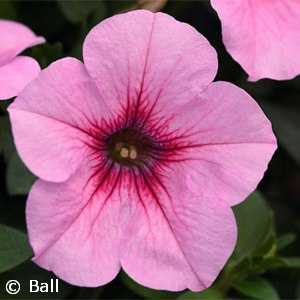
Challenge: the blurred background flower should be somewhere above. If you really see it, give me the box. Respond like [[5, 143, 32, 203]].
[[0, 1, 299, 300], [211, 0, 300, 81], [0, 19, 44, 100]]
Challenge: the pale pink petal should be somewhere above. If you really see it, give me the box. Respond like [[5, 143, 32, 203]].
[[27, 157, 236, 290], [8, 10, 276, 292], [0, 56, 41, 100], [152, 81, 276, 206], [27, 165, 121, 287], [0, 19, 45, 66], [83, 10, 217, 115], [211, 0, 300, 81], [121, 173, 237, 291], [8, 57, 113, 182]]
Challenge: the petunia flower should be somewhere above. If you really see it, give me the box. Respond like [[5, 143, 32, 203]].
[[9, 10, 276, 291], [0, 19, 45, 100], [211, 0, 300, 81]]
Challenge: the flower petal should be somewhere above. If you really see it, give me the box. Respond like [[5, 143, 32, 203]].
[[27, 166, 121, 286], [8, 57, 113, 182], [27, 158, 236, 291], [211, 0, 300, 81], [0, 56, 41, 100], [83, 10, 217, 115], [0, 19, 45, 66], [120, 171, 237, 291], [155, 81, 276, 206]]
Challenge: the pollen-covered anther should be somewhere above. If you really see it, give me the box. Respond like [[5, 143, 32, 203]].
[[117, 144, 138, 160], [120, 147, 129, 158], [105, 126, 155, 166], [129, 145, 137, 160]]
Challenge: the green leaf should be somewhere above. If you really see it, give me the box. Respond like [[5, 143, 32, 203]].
[[56, 0, 104, 23], [6, 151, 36, 196], [1, 116, 36, 195], [261, 103, 300, 165], [276, 233, 297, 251], [253, 234, 276, 258], [0, 224, 33, 273], [227, 257, 252, 276], [0, 116, 15, 161], [231, 191, 274, 263], [120, 271, 179, 299], [105, 0, 135, 15], [178, 287, 223, 299], [233, 276, 279, 300], [257, 256, 289, 270], [0, 1, 17, 19], [30, 42, 63, 69], [280, 257, 300, 268], [254, 256, 300, 271], [90, 0, 107, 26]]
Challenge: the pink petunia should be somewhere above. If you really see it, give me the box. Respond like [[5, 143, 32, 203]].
[[9, 10, 276, 291], [211, 0, 300, 81], [0, 19, 45, 100]]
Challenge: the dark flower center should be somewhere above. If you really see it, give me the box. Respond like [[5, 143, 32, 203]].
[[105, 126, 157, 167]]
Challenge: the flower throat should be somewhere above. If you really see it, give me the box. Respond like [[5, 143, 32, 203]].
[[105, 126, 156, 167]]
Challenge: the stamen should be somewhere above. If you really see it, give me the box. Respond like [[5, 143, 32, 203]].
[[120, 147, 129, 158], [129, 145, 137, 160], [105, 126, 157, 167]]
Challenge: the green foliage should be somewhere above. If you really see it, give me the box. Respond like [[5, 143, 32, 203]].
[[105, 0, 136, 15], [6, 152, 36, 196], [276, 233, 297, 251], [262, 102, 300, 165], [233, 276, 279, 300], [0, 224, 33, 273], [231, 191, 274, 263], [280, 257, 300, 268], [255, 256, 289, 271], [56, 0, 106, 24], [0, 0, 17, 19], [0, 116, 36, 195], [120, 271, 179, 299], [30, 43, 63, 69], [178, 287, 223, 299], [0, 116, 14, 161]]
